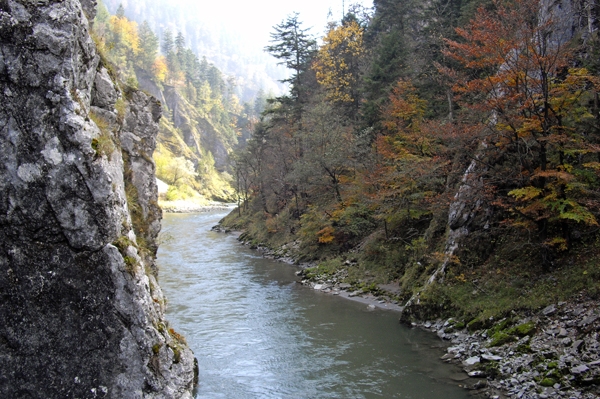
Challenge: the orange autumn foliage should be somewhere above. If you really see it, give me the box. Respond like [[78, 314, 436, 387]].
[[369, 80, 449, 225], [443, 0, 600, 245]]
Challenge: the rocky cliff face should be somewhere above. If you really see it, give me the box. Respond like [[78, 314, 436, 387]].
[[0, 1, 195, 397]]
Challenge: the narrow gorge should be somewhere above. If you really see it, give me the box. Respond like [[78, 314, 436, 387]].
[[2, 0, 600, 398]]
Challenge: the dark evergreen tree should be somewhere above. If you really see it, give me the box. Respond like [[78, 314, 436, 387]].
[[116, 3, 125, 18], [161, 28, 174, 56], [137, 21, 159, 68], [265, 13, 316, 102], [175, 31, 186, 54], [360, 0, 417, 130], [199, 56, 210, 83], [207, 64, 225, 98]]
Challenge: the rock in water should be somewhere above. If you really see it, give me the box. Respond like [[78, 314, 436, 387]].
[[0, 1, 195, 398]]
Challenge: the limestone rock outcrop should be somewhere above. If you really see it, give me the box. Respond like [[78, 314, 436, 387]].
[[0, 1, 195, 397]]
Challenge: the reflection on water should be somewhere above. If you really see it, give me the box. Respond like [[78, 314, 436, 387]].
[[157, 211, 473, 399]]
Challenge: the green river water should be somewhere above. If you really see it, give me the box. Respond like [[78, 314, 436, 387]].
[[157, 211, 475, 399]]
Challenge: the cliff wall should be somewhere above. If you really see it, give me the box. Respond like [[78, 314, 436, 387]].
[[0, 1, 195, 397]]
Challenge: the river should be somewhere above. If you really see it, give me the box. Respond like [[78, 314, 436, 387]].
[[157, 211, 475, 399]]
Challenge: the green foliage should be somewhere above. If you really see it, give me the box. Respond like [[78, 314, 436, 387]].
[[303, 258, 344, 280], [489, 331, 514, 347], [477, 360, 501, 379], [335, 203, 377, 242], [453, 321, 465, 329], [539, 378, 557, 387], [137, 20, 158, 68], [487, 318, 513, 337], [123, 255, 138, 273], [113, 235, 134, 252], [112, 235, 139, 274], [514, 321, 535, 336]]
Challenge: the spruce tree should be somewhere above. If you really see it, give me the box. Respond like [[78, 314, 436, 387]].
[[265, 13, 316, 102], [116, 3, 125, 18]]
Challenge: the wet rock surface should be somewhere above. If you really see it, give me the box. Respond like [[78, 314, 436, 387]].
[[0, 1, 194, 398]]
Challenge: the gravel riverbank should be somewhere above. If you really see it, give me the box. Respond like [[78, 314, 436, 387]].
[[428, 299, 600, 399]]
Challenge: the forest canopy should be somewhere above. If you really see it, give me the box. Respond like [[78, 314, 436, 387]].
[[225, 0, 600, 320]]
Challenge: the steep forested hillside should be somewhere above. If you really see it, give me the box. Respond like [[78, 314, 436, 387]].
[[222, 0, 600, 324], [92, 1, 267, 202], [101, 0, 286, 101]]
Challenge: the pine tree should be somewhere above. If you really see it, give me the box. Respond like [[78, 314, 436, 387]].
[[137, 21, 159, 68], [161, 28, 174, 56], [175, 32, 186, 54], [265, 13, 316, 102], [116, 3, 125, 18]]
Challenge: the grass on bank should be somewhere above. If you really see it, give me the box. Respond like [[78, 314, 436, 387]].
[[419, 231, 600, 324]]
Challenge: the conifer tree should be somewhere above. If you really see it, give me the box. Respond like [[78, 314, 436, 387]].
[[265, 13, 316, 102], [175, 32, 186, 54], [137, 21, 159, 68], [161, 28, 174, 56]]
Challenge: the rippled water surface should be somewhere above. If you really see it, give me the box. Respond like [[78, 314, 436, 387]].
[[157, 211, 473, 399]]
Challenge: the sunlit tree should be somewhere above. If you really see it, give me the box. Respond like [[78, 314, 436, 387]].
[[313, 18, 364, 111], [265, 13, 316, 102]]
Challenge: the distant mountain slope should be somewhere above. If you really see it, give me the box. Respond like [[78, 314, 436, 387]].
[[102, 0, 287, 101], [93, 1, 257, 202]]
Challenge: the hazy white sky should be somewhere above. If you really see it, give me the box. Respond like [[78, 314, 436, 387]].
[[183, 0, 373, 41]]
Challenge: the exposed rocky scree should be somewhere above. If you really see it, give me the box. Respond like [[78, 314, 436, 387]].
[[0, 1, 195, 397], [432, 299, 600, 399]]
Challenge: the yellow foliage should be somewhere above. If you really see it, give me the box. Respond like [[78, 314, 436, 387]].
[[154, 148, 197, 186], [317, 226, 335, 244], [313, 20, 364, 103], [152, 56, 168, 83], [508, 186, 543, 201], [583, 162, 600, 170], [109, 15, 140, 56], [544, 237, 569, 251]]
